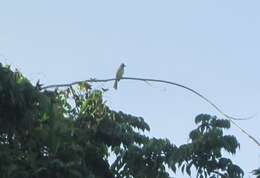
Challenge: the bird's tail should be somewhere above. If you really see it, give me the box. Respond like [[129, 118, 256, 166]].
[[113, 80, 118, 90]]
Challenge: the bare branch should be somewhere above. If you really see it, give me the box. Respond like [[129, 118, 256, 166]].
[[41, 76, 260, 147]]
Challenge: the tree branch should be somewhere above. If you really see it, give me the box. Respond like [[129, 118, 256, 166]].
[[41, 76, 260, 147]]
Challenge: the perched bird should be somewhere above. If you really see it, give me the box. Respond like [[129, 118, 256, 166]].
[[113, 63, 126, 90], [35, 80, 43, 90]]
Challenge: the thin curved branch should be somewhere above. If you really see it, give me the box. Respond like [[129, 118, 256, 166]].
[[41, 76, 260, 147], [41, 77, 252, 120], [125, 77, 255, 121]]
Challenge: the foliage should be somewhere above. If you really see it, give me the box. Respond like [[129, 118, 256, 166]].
[[253, 168, 260, 178], [0, 63, 253, 178], [176, 114, 243, 178]]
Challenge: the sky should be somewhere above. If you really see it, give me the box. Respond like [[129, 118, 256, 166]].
[[0, 1, 260, 177]]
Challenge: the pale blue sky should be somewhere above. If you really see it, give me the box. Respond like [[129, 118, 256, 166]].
[[1, 1, 260, 177]]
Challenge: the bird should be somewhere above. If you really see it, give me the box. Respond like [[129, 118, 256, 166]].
[[113, 63, 126, 90], [35, 80, 43, 90]]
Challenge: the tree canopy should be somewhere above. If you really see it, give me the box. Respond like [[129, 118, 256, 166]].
[[0, 63, 255, 178]]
